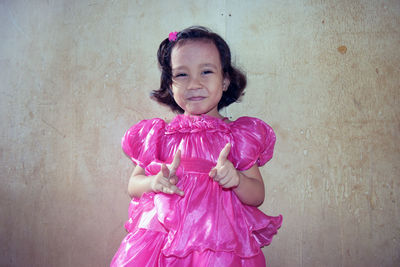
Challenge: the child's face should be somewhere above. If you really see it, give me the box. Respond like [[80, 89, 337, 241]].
[[170, 40, 230, 118]]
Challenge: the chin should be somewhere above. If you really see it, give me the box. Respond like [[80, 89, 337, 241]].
[[185, 112, 203, 116]]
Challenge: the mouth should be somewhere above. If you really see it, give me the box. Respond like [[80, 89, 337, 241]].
[[187, 96, 206, 101]]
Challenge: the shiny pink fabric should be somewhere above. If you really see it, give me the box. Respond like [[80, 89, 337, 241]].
[[111, 115, 282, 267]]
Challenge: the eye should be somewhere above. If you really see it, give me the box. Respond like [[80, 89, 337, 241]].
[[202, 70, 214, 75], [174, 73, 187, 78]]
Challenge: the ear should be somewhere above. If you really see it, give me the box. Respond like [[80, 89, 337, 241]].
[[222, 77, 230, 92]]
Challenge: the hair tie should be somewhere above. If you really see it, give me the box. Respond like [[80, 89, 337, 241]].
[[168, 31, 178, 41]]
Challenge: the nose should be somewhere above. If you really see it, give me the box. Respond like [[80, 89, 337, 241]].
[[187, 75, 202, 90]]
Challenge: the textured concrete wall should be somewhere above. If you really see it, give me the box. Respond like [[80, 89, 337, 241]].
[[1, 0, 399, 266]]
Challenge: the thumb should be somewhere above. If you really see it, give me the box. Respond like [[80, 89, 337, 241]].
[[217, 143, 231, 165]]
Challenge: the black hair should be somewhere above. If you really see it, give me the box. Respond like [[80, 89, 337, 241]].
[[151, 26, 246, 113]]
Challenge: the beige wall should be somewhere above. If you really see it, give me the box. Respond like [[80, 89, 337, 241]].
[[1, 0, 399, 266]]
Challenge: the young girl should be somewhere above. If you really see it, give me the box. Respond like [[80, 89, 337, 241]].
[[111, 26, 282, 267]]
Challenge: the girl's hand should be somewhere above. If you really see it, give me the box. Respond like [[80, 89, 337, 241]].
[[151, 150, 184, 196], [209, 143, 240, 188]]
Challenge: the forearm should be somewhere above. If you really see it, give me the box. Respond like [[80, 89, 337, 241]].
[[128, 174, 154, 198], [233, 172, 265, 207]]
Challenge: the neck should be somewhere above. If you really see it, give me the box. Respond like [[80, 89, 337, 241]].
[[184, 111, 224, 119]]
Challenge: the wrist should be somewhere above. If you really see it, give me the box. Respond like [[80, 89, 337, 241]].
[[233, 170, 243, 189]]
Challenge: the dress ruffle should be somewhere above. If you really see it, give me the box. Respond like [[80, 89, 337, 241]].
[[122, 114, 276, 171], [124, 179, 282, 259], [165, 114, 231, 134], [115, 114, 282, 266]]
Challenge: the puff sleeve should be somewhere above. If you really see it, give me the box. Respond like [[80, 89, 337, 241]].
[[230, 117, 276, 171], [121, 118, 165, 169]]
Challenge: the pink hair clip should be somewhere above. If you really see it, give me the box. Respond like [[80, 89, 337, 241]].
[[168, 31, 178, 41]]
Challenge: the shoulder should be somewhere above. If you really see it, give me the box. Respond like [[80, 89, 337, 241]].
[[125, 118, 166, 134], [230, 116, 274, 136], [122, 118, 167, 149], [133, 117, 167, 127], [121, 118, 167, 167], [228, 116, 276, 169], [232, 116, 268, 124]]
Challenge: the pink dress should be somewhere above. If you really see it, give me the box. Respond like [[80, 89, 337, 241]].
[[111, 114, 282, 267]]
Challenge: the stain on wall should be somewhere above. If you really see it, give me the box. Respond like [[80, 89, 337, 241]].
[[0, 0, 399, 266]]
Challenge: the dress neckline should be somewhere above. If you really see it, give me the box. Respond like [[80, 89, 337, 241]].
[[165, 114, 231, 134]]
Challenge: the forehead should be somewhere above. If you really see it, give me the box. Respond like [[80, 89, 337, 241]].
[[171, 40, 221, 68]]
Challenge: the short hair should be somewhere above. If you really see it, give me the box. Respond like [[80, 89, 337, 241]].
[[151, 26, 247, 113]]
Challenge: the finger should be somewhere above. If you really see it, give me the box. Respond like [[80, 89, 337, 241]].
[[161, 163, 170, 178], [171, 185, 184, 196], [217, 143, 231, 165], [161, 186, 174, 194], [169, 150, 181, 177], [155, 176, 171, 190], [169, 175, 181, 185], [161, 183, 184, 196], [169, 177, 177, 185], [212, 173, 224, 182], [209, 168, 217, 179], [157, 179, 184, 196], [155, 181, 170, 193], [214, 165, 229, 182], [218, 176, 232, 187]]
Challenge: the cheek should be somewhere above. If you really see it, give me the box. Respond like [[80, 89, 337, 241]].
[[171, 87, 185, 104], [171, 81, 185, 97], [171, 84, 180, 95], [172, 78, 188, 88]]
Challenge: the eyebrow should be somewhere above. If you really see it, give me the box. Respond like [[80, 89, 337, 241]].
[[172, 63, 218, 71], [172, 66, 187, 72], [200, 63, 218, 68]]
